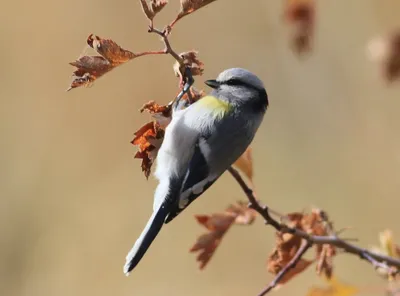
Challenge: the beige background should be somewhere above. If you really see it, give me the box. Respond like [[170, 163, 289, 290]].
[[1, 0, 400, 295]]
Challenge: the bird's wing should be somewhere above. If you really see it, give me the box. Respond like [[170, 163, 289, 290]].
[[164, 116, 253, 223], [164, 136, 218, 223]]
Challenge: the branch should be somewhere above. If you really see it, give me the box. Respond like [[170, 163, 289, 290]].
[[227, 167, 400, 293], [147, 26, 183, 65], [258, 240, 313, 296]]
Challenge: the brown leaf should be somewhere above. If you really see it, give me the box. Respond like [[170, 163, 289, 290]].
[[131, 121, 165, 179], [151, 0, 168, 15], [68, 34, 135, 91], [140, 0, 168, 21], [367, 32, 400, 82], [267, 231, 303, 275], [68, 56, 112, 90], [369, 229, 400, 279], [140, 101, 172, 128], [316, 244, 335, 279], [140, 0, 155, 20], [268, 209, 336, 282], [191, 201, 254, 269], [226, 201, 257, 225], [233, 147, 253, 184], [171, 0, 217, 26], [87, 34, 135, 65], [277, 259, 313, 286], [173, 51, 204, 82], [268, 230, 313, 287], [191, 213, 235, 269], [284, 0, 315, 54], [298, 209, 336, 278]]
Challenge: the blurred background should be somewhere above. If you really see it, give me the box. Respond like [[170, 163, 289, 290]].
[[1, 0, 400, 295]]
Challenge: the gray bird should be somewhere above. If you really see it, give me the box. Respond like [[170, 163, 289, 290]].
[[124, 68, 268, 275]]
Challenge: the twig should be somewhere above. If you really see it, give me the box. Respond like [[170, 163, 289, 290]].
[[227, 167, 400, 288], [362, 252, 397, 276], [133, 50, 167, 58], [147, 26, 183, 65], [258, 240, 313, 296], [228, 167, 283, 231]]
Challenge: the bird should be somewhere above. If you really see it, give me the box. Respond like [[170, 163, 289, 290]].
[[124, 68, 269, 275]]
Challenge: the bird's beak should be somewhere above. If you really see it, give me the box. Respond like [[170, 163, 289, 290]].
[[204, 79, 220, 89]]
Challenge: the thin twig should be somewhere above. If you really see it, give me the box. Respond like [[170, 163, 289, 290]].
[[227, 167, 400, 271], [134, 50, 167, 58], [258, 240, 313, 296], [362, 252, 397, 276], [147, 26, 183, 65]]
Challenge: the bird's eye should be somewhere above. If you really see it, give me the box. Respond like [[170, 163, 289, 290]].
[[224, 79, 243, 86]]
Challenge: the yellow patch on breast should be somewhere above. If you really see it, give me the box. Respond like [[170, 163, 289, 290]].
[[195, 95, 232, 117]]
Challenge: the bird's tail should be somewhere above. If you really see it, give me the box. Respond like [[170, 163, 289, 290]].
[[123, 202, 170, 275]]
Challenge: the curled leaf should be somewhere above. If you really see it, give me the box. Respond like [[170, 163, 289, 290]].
[[268, 208, 337, 283], [68, 34, 135, 91], [277, 259, 313, 287], [170, 0, 218, 27], [140, 0, 168, 21], [173, 51, 204, 82], [370, 229, 400, 279], [140, 101, 172, 128], [284, 0, 315, 54], [226, 200, 257, 225], [68, 56, 112, 90], [131, 121, 164, 179], [87, 34, 135, 65], [316, 244, 335, 279], [190, 201, 255, 269]]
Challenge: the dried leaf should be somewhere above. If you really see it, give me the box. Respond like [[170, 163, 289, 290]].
[[151, 0, 168, 15], [140, 0, 168, 21], [267, 231, 304, 275], [276, 259, 313, 287], [68, 56, 112, 90], [226, 201, 257, 225], [191, 213, 235, 269], [171, 0, 217, 26], [87, 34, 135, 65], [370, 229, 400, 279], [140, 101, 172, 128], [191, 201, 254, 269], [233, 147, 253, 184], [316, 244, 335, 279], [68, 34, 135, 91], [140, 0, 155, 20], [307, 277, 358, 296], [284, 0, 315, 54], [268, 209, 337, 282], [302, 209, 336, 278], [367, 32, 400, 82], [173, 51, 204, 81], [131, 121, 164, 179]]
